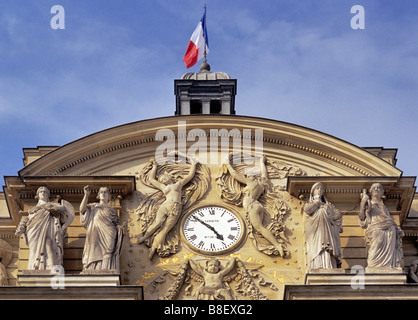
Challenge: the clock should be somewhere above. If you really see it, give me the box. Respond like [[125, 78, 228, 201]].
[[181, 206, 245, 255]]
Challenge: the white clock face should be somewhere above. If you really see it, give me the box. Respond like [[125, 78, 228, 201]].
[[182, 206, 244, 255]]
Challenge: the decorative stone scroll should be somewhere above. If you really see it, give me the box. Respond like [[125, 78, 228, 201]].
[[15, 187, 75, 271]]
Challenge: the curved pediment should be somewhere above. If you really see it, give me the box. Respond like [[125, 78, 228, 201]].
[[18, 115, 402, 178]]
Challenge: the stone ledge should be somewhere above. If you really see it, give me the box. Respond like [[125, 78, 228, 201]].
[[0, 285, 143, 300], [305, 272, 407, 285], [284, 284, 418, 300], [18, 272, 121, 287]]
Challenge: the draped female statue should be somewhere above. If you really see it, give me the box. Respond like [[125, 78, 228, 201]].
[[304, 182, 343, 270], [359, 183, 403, 271], [15, 186, 74, 270], [80, 186, 124, 271]]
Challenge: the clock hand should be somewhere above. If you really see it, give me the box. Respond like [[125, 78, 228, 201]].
[[192, 215, 224, 241]]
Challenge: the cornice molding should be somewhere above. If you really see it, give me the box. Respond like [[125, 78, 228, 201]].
[[17, 115, 401, 178]]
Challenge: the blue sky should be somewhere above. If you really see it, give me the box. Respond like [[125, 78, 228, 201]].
[[0, 0, 417, 181]]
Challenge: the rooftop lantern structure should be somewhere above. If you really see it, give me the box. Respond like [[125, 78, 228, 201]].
[[174, 61, 237, 115]]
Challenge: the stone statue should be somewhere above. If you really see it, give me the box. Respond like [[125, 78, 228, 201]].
[[0, 260, 7, 286], [15, 187, 74, 270], [304, 182, 343, 270], [359, 183, 404, 271], [158, 256, 271, 300], [217, 153, 290, 257], [0, 240, 12, 286], [189, 257, 235, 300], [136, 153, 210, 259], [408, 259, 418, 283], [80, 186, 124, 272]]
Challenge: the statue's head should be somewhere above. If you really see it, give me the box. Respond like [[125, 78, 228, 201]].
[[312, 182, 324, 196], [35, 186, 50, 202], [97, 187, 111, 203], [158, 172, 173, 185], [243, 164, 261, 180], [310, 182, 326, 202], [206, 258, 221, 274], [244, 172, 264, 186], [369, 183, 384, 199]]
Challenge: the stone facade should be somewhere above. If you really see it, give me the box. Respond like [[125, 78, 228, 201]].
[[0, 71, 417, 300]]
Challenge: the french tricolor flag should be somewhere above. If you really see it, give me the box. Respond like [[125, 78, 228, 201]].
[[183, 7, 209, 69]]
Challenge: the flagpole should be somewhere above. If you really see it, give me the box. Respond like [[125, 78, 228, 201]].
[[203, 3, 207, 65]]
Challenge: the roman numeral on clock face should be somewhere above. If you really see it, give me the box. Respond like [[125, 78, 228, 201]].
[[189, 234, 197, 241]]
